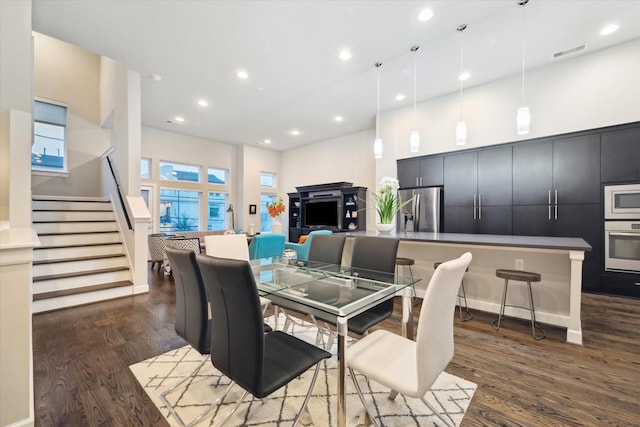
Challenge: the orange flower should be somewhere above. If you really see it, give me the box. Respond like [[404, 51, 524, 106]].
[[266, 199, 286, 218]]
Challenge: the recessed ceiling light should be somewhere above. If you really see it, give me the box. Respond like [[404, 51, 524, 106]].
[[334, 115, 343, 122], [458, 72, 470, 81], [197, 99, 209, 107], [150, 73, 162, 81], [237, 70, 249, 79], [290, 129, 300, 136], [339, 49, 352, 61], [418, 8, 434, 22], [600, 24, 620, 36], [395, 93, 406, 101], [174, 116, 184, 123], [264, 139, 271, 144]]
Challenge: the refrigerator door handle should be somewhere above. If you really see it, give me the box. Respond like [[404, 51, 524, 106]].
[[413, 193, 421, 232]]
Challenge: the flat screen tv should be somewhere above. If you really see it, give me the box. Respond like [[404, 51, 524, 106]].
[[304, 199, 340, 228]]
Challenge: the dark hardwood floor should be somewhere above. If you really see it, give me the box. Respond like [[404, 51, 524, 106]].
[[33, 266, 640, 426]]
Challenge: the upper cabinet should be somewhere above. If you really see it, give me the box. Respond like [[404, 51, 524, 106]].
[[552, 134, 601, 204], [397, 156, 443, 188], [601, 125, 640, 183]]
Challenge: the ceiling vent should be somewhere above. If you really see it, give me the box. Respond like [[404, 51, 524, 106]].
[[552, 43, 588, 59]]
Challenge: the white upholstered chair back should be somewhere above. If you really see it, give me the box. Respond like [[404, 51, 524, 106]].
[[204, 234, 249, 261], [415, 252, 472, 395]]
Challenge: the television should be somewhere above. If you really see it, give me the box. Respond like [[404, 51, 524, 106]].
[[304, 199, 340, 228]]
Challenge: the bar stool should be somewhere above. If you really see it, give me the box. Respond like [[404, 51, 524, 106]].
[[492, 269, 546, 340], [434, 262, 472, 322], [396, 257, 417, 301]]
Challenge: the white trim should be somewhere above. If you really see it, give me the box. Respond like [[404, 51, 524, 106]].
[[31, 169, 69, 178]]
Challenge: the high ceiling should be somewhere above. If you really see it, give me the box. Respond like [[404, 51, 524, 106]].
[[32, 1, 640, 151]]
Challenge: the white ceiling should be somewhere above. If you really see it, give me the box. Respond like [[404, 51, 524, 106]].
[[32, 0, 640, 151]]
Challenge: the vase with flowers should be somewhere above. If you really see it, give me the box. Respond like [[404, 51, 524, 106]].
[[266, 198, 286, 234], [372, 177, 413, 233]]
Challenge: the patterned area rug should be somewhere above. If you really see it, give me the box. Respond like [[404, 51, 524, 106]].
[[130, 315, 476, 426]]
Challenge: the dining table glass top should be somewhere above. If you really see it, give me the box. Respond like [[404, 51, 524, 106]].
[[249, 256, 419, 318]]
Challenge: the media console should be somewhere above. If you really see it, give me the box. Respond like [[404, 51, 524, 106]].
[[288, 182, 367, 242]]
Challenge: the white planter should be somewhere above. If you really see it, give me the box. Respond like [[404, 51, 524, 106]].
[[376, 223, 394, 233]]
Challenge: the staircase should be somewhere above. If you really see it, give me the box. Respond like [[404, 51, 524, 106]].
[[32, 196, 133, 313]]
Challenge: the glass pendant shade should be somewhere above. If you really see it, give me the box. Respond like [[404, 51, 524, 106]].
[[455, 121, 467, 146], [409, 130, 420, 153], [517, 106, 531, 135], [373, 138, 383, 159]]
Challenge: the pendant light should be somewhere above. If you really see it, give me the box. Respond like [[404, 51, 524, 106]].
[[517, 0, 531, 135], [409, 46, 420, 153], [456, 24, 468, 146], [373, 62, 383, 159]]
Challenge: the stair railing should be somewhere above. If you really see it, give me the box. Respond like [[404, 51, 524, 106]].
[[105, 154, 133, 230]]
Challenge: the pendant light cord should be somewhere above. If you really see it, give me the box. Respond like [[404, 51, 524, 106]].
[[459, 27, 464, 120], [375, 62, 381, 138], [411, 46, 419, 127], [521, 1, 527, 106]]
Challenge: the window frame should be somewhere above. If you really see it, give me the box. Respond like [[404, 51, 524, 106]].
[[32, 98, 69, 176], [159, 160, 202, 183]]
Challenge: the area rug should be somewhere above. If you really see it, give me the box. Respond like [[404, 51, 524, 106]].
[[130, 315, 476, 426]]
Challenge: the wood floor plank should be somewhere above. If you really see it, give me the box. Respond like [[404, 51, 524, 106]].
[[32, 266, 640, 426]]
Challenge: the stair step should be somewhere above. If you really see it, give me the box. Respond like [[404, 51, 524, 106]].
[[33, 268, 131, 295], [35, 242, 123, 250], [33, 280, 133, 301], [37, 232, 122, 246], [34, 221, 118, 234], [34, 243, 124, 262], [32, 199, 112, 211], [32, 253, 125, 266], [32, 283, 136, 313], [33, 210, 115, 222], [33, 266, 129, 282], [32, 257, 129, 279]]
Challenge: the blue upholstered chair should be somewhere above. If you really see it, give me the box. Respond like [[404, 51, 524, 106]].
[[283, 230, 332, 261], [248, 233, 286, 260]]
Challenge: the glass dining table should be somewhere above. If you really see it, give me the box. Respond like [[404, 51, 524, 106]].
[[249, 256, 420, 427]]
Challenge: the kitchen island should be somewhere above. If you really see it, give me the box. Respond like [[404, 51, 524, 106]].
[[343, 230, 591, 345]]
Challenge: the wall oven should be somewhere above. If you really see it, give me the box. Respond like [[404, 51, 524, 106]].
[[604, 183, 640, 219], [604, 221, 640, 273]]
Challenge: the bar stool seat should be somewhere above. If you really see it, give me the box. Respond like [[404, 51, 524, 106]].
[[435, 262, 472, 322], [492, 269, 545, 340], [396, 257, 417, 302]]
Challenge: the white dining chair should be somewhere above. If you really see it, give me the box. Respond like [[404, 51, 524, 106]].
[[346, 252, 473, 427]]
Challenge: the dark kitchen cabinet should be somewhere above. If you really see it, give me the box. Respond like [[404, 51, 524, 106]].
[[444, 147, 512, 234], [513, 139, 553, 205], [601, 125, 640, 183], [397, 156, 443, 188], [552, 134, 601, 204]]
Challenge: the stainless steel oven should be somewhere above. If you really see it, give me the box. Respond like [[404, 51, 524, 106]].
[[604, 221, 640, 273], [604, 183, 640, 220]]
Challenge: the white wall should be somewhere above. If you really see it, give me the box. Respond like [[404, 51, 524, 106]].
[[31, 33, 111, 197], [239, 144, 281, 231], [280, 129, 377, 230], [380, 38, 640, 161]]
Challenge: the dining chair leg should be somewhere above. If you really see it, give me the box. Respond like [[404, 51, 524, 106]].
[[160, 356, 209, 427], [292, 362, 322, 426], [185, 381, 234, 427], [348, 367, 380, 427], [217, 390, 249, 427], [420, 397, 454, 427]]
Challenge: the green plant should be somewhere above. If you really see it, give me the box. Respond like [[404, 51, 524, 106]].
[[372, 177, 413, 224]]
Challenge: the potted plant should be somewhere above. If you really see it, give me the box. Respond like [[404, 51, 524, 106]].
[[372, 177, 413, 232], [266, 198, 286, 233]]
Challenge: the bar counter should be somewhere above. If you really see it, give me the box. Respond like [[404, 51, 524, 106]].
[[343, 230, 591, 345]]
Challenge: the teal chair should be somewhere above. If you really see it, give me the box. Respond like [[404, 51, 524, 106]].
[[284, 230, 332, 262], [248, 233, 286, 260]]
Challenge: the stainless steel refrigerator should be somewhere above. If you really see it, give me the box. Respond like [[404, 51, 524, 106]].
[[397, 187, 443, 233]]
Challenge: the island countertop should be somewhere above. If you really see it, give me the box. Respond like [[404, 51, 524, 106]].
[[344, 230, 592, 252]]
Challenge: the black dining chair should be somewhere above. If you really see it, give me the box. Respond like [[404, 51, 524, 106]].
[[195, 254, 332, 426], [315, 236, 400, 350], [161, 246, 233, 427]]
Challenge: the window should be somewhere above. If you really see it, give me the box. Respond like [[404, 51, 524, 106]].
[[208, 167, 227, 185], [32, 100, 67, 171], [260, 193, 277, 232], [159, 161, 200, 183], [141, 158, 151, 179], [207, 192, 229, 231], [260, 172, 276, 188], [159, 188, 200, 232]]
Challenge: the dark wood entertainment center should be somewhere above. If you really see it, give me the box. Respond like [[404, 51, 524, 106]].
[[287, 182, 367, 242]]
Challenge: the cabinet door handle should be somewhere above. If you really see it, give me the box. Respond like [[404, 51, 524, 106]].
[[555, 204, 558, 220], [478, 194, 482, 220], [416, 177, 419, 186], [555, 190, 558, 205], [473, 194, 477, 219], [420, 177, 423, 186], [548, 190, 551, 205], [548, 204, 551, 220]]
